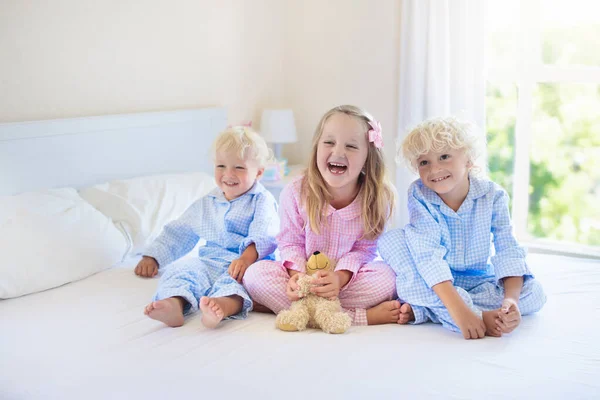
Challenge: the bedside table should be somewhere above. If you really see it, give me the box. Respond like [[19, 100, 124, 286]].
[[261, 164, 305, 202]]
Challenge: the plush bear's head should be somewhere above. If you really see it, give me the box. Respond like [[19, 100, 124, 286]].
[[305, 251, 332, 276]]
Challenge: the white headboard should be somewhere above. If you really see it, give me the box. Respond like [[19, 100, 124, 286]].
[[0, 108, 227, 195]]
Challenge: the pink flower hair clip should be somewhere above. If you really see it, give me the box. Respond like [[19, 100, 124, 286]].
[[368, 120, 383, 149]]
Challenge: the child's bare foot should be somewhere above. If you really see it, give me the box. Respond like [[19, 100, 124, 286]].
[[398, 303, 415, 324], [367, 300, 402, 325], [199, 297, 225, 328], [482, 310, 502, 337], [496, 306, 522, 334], [144, 298, 184, 327]]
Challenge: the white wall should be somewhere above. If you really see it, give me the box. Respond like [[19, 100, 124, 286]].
[[1, 0, 401, 180], [0, 0, 285, 124]]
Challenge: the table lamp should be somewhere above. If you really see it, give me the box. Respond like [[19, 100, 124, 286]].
[[259, 109, 297, 160]]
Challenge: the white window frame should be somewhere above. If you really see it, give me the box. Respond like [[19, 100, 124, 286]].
[[486, 0, 600, 258]]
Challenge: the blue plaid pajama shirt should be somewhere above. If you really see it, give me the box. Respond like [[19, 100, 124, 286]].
[[145, 181, 279, 319], [379, 176, 546, 332]]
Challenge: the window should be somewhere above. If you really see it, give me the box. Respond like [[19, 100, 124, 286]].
[[485, 0, 600, 256]]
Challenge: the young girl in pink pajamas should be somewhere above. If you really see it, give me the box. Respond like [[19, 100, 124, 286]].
[[244, 105, 403, 326]]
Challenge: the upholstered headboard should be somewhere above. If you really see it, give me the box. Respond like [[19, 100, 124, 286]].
[[0, 108, 227, 195]]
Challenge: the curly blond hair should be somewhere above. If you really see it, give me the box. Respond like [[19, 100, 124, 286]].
[[302, 105, 395, 240], [212, 126, 274, 167], [400, 116, 487, 175]]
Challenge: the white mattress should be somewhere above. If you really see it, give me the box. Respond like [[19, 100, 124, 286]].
[[1, 253, 599, 400]]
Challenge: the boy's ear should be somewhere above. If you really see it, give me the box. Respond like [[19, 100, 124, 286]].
[[256, 167, 265, 179]]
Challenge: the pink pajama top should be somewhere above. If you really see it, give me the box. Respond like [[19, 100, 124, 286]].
[[278, 176, 379, 284]]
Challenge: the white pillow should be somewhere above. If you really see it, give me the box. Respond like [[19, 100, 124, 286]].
[[0, 188, 128, 299], [79, 172, 217, 256]]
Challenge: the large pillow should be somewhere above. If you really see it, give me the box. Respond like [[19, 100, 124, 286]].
[[0, 188, 128, 299], [79, 172, 217, 256]]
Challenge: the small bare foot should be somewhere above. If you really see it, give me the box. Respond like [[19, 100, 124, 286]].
[[496, 307, 521, 334], [200, 296, 225, 328], [398, 303, 415, 324], [366, 300, 402, 325], [144, 298, 184, 327], [482, 310, 502, 337]]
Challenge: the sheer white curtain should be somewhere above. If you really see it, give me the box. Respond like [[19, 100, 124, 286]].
[[395, 0, 486, 226]]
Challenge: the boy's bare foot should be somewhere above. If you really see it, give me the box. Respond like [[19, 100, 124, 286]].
[[200, 297, 225, 328], [496, 306, 521, 334], [366, 300, 402, 325], [398, 303, 415, 324], [144, 298, 184, 327], [482, 310, 502, 337]]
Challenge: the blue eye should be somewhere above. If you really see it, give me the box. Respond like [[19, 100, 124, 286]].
[[324, 141, 334, 145], [440, 154, 451, 160], [418, 160, 428, 167]]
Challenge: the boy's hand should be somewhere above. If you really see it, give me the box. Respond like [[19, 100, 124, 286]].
[[135, 256, 159, 278], [496, 298, 521, 334], [228, 258, 251, 283], [286, 273, 304, 301], [432, 281, 485, 340], [450, 304, 486, 340]]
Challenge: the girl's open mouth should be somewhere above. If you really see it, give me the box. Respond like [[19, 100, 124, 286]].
[[328, 162, 347, 175]]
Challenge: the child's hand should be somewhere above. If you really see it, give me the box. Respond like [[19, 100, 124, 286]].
[[310, 270, 343, 300], [228, 258, 251, 283], [450, 305, 486, 339], [286, 273, 304, 301], [496, 298, 521, 334], [135, 256, 159, 278]]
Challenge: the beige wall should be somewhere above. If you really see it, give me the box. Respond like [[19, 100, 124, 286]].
[[282, 0, 401, 177], [0, 0, 285, 124], [1, 0, 401, 178]]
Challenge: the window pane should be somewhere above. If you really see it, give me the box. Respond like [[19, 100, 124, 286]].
[[541, 0, 600, 66], [530, 83, 600, 245], [485, 0, 520, 72], [486, 82, 518, 200]]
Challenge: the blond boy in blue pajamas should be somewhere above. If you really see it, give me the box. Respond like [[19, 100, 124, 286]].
[[134, 126, 279, 329], [379, 117, 546, 339]]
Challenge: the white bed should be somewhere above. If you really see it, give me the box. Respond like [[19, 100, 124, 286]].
[[1, 110, 599, 400]]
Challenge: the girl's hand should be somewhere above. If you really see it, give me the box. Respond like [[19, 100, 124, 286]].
[[286, 273, 304, 301], [134, 256, 159, 278], [450, 304, 486, 339], [228, 258, 251, 283], [496, 298, 521, 334], [310, 270, 345, 300]]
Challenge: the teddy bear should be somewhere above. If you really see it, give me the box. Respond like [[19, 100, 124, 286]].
[[275, 251, 352, 334]]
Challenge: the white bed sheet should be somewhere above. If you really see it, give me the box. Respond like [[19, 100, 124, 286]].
[[1, 253, 599, 400]]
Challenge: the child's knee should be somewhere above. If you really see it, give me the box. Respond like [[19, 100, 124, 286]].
[[522, 278, 546, 314], [455, 286, 476, 309], [242, 261, 268, 287], [379, 265, 398, 296], [377, 230, 413, 275], [243, 261, 283, 292]]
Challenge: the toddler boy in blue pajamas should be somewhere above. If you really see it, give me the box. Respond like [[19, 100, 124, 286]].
[[135, 126, 279, 328]]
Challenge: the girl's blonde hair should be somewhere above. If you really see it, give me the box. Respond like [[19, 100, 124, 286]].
[[400, 116, 487, 175], [302, 105, 395, 240], [212, 126, 273, 167]]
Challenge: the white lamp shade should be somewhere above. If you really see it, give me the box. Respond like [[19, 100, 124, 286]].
[[260, 109, 297, 144]]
